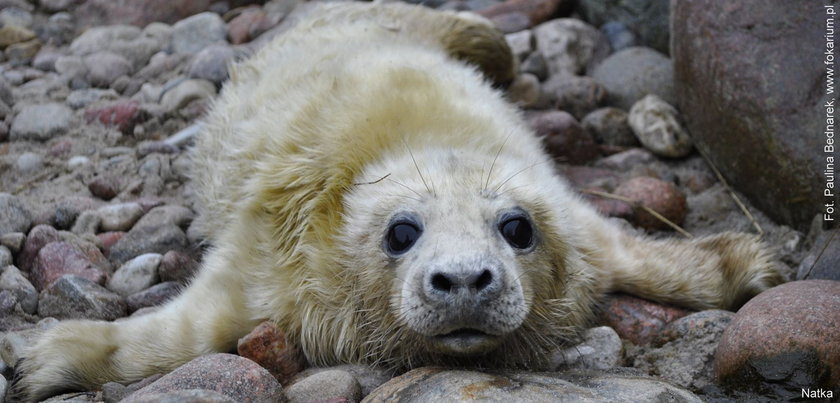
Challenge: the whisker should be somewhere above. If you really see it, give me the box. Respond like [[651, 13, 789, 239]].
[[353, 173, 391, 186], [402, 139, 432, 195], [484, 133, 512, 192], [386, 178, 424, 199], [492, 160, 550, 194]]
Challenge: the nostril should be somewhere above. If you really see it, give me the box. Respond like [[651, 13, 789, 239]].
[[474, 269, 493, 291], [431, 273, 453, 292]]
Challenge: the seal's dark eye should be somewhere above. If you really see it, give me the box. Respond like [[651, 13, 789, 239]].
[[500, 217, 533, 249], [386, 222, 421, 255]]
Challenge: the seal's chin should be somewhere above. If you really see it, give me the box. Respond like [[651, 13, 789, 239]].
[[430, 328, 502, 355]]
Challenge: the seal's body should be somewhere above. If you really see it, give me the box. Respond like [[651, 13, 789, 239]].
[[13, 3, 783, 401]]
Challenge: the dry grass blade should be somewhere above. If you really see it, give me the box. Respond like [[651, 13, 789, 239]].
[[696, 147, 764, 236], [581, 188, 694, 238]]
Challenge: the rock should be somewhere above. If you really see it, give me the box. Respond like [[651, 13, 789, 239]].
[[17, 224, 60, 272], [0, 6, 33, 28], [67, 155, 91, 169], [505, 29, 533, 61], [83, 51, 132, 88], [40, 0, 79, 13], [0, 317, 59, 365], [714, 280, 840, 395], [161, 79, 216, 113], [42, 12, 76, 45], [529, 111, 599, 164], [552, 326, 622, 370], [582, 107, 638, 147], [506, 73, 540, 108], [6, 38, 41, 63], [107, 253, 161, 297], [614, 176, 687, 231], [188, 44, 235, 85], [9, 103, 74, 141], [52, 197, 102, 230], [595, 147, 655, 171], [286, 369, 361, 403], [598, 293, 689, 345], [97, 231, 125, 257], [294, 365, 392, 398], [75, 0, 213, 28], [124, 389, 235, 403], [96, 202, 144, 232], [628, 95, 692, 158], [126, 353, 284, 402], [38, 275, 126, 320], [32, 241, 109, 290], [109, 224, 189, 266], [488, 12, 531, 34], [0, 193, 32, 235], [137, 141, 179, 157], [673, 1, 834, 231], [87, 175, 122, 201], [84, 99, 143, 134], [71, 210, 102, 235], [634, 310, 733, 391], [0, 232, 24, 253], [227, 7, 276, 45], [66, 88, 119, 109], [0, 245, 10, 267], [533, 18, 602, 76], [0, 265, 38, 314], [591, 47, 674, 110], [158, 250, 199, 283], [171, 12, 227, 55], [69, 25, 160, 70], [32, 48, 62, 72], [237, 321, 306, 385], [365, 367, 701, 402], [543, 75, 606, 119], [126, 281, 180, 313], [0, 76, 12, 106], [476, 0, 570, 28], [578, 0, 669, 54], [135, 205, 194, 229], [520, 51, 548, 81], [562, 165, 620, 191], [14, 152, 42, 175], [600, 21, 637, 52], [0, 25, 35, 48], [798, 229, 840, 281]]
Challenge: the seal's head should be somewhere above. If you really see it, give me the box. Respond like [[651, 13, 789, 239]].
[[336, 145, 598, 367]]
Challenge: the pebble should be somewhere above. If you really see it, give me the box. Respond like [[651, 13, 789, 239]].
[[135, 205, 195, 229], [125, 389, 235, 403], [0, 193, 32, 234], [0, 232, 25, 253], [520, 51, 548, 81], [714, 280, 840, 395], [0, 76, 13, 105], [598, 293, 689, 345], [158, 250, 199, 283], [38, 274, 127, 320], [52, 196, 102, 230], [798, 229, 840, 281], [0, 318, 59, 365], [136, 140, 179, 157], [171, 12, 227, 55], [109, 224, 189, 266], [365, 367, 701, 402], [188, 44, 235, 85], [6, 38, 42, 63], [70, 209, 102, 235], [294, 365, 393, 398], [533, 18, 603, 76], [32, 241, 109, 290], [504, 29, 534, 61], [87, 175, 123, 200], [628, 94, 693, 158], [97, 231, 126, 257], [15, 151, 44, 174], [126, 281, 180, 312], [67, 155, 91, 169], [107, 253, 162, 297], [286, 369, 361, 403], [69, 25, 161, 70], [9, 103, 75, 141], [227, 7, 274, 45], [634, 310, 734, 391], [84, 99, 143, 134], [543, 75, 606, 119], [582, 107, 638, 147], [489, 12, 532, 34], [601, 21, 637, 52], [237, 321, 306, 385], [0, 24, 35, 48], [529, 111, 599, 164], [97, 202, 144, 232], [0, 265, 38, 314], [615, 176, 687, 231], [0, 244, 11, 266], [160, 78, 216, 113], [552, 326, 622, 370], [476, 0, 565, 28], [83, 51, 133, 88], [42, 12, 75, 45], [32, 48, 62, 72], [506, 73, 540, 108], [591, 46, 675, 109], [40, 0, 77, 13], [54, 54, 87, 82], [595, 147, 656, 171], [18, 224, 61, 271], [125, 353, 284, 402], [66, 87, 118, 109]]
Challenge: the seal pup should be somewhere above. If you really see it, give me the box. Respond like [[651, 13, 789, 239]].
[[11, 3, 783, 400]]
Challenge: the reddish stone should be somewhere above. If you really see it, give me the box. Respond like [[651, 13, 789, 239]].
[[477, 0, 569, 27], [32, 241, 109, 291], [48, 139, 73, 157], [75, 0, 213, 28], [126, 282, 181, 313], [584, 194, 633, 219], [714, 280, 840, 390], [84, 100, 141, 134], [614, 176, 687, 231], [562, 166, 619, 190], [158, 250, 199, 283], [97, 231, 126, 256], [227, 7, 269, 45], [88, 175, 122, 200], [17, 224, 61, 272], [599, 293, 690, 345], [237, 321, 306, 385], [126, 354, 284, 402], [529, 111, 599, 165]]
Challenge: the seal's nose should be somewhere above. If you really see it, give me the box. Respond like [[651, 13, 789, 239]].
[[424, 262, 503, 304]]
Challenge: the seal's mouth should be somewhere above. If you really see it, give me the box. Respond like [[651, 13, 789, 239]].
[[430, 328, 500, 355]]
